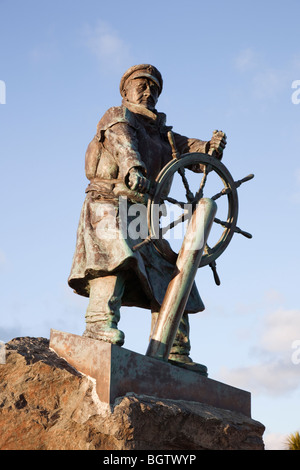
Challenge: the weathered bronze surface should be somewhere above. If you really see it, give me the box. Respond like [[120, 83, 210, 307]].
[[68, 64, 252, 375], [49, 329, 252, 417], [146, 198, 217, 362]]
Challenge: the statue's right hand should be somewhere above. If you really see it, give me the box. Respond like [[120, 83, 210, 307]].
[[127, 167, 151, 193]]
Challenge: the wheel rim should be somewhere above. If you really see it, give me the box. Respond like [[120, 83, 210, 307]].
[[147, 153, 239, 267]]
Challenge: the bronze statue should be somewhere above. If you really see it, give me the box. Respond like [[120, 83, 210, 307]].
[[68, 64, 227, 375]]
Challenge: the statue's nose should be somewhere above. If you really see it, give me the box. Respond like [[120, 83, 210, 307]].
[[143, 82, 151, 96]]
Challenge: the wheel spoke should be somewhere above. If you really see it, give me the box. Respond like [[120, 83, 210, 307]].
[[161, 209, 189, 236], [178, 167, 194, 203], [212, 187, 232, 201], [204, 244, 220, 284], [163, 196, 187, 209], [204, 243, 212, 255], [234, 174, 254, 188], [214, 217, 231, 229], [214, 217, 252, 239], [194, 164, 211, 202]]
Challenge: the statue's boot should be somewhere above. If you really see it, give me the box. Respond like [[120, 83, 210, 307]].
[[83, 275, 125, 346], [150, 310, 208, 377]]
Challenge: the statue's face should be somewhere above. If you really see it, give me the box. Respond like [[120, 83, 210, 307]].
[[124, 77, 159, 110]]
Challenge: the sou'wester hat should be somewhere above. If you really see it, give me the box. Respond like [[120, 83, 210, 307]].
[[120, 64, 163, 97]]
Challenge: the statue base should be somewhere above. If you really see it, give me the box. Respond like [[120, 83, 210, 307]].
[[49, 329, 251, 417]]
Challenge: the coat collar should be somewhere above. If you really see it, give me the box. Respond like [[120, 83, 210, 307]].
[[122, 99, 168, 129], [122, 99, 158, 121]]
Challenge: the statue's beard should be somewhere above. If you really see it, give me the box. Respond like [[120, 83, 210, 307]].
[[122, 99, 158, 121]]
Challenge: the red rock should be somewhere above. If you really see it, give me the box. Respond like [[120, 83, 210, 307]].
[[0, 337, 265, 450]]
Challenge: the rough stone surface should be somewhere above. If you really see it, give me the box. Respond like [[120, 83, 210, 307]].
[[0, 337, 265, 450]]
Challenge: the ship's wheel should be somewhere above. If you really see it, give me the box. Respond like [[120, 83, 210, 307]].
[[133, 151, 253, 285]]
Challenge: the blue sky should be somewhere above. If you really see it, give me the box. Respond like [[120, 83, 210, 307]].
[[1, 0, 300, 450]]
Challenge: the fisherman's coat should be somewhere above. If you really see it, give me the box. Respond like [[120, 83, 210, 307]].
[[68, 102, 209, 312]]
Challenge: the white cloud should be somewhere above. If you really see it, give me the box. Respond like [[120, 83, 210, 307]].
[[234, 48, 292, 101], [83, 20, 133, 73], [261, 309, 300, 353], [220, 307, 300, 396], [263, 288, 285, 305], [220, 359, 299, 396], [235, 47, 259, 72], [264, 432, 287, 450]]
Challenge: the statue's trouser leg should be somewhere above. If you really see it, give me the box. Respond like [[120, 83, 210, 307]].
[[149, 309, 191, 356], [83, 274, 125, 346], [150, 308, 208, 376]]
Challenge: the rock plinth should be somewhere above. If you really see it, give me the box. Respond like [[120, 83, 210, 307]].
[[0, 337, 265, 450]]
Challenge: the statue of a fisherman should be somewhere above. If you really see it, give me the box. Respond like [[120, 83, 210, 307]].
[[68, 64, 226, 374]]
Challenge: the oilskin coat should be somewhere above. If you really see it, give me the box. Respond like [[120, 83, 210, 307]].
[[68, 101, 209, 312]]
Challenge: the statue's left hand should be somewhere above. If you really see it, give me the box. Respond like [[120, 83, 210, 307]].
[[209, 130, 227, 160]]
